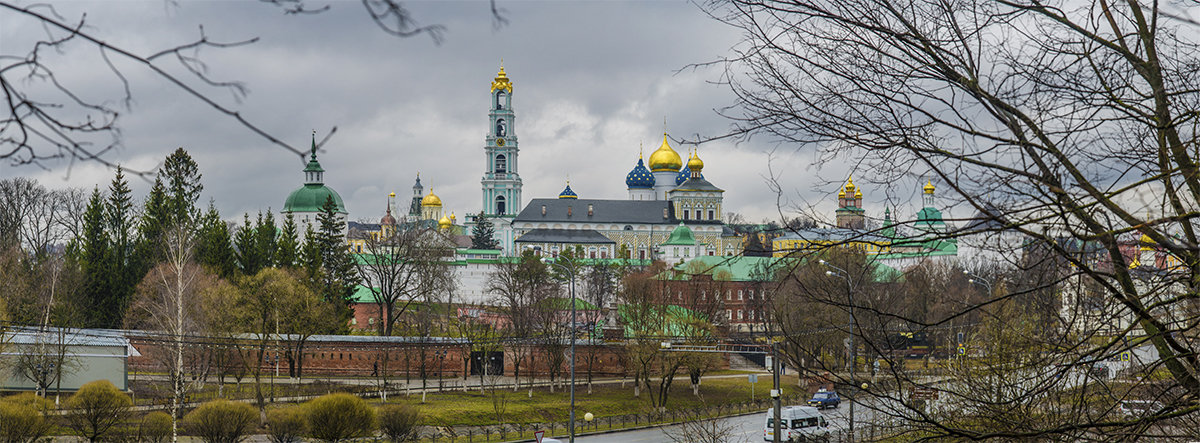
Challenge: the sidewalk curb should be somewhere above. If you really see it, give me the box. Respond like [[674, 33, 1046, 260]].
[[501, 410, 765, 442]]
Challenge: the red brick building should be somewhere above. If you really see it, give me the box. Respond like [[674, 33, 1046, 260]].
[[655, 256, 789, 333]]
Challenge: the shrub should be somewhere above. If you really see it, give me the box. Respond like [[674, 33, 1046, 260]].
[[378, 404, 420, 442], [0, 400, 50, 443], [139, 411, 173, 443], [265, 406, 306, 443], [183, 400, 258, 443], [65, 380, 133, 443], [304, 393, 376, 442], [0, 393, 52, 412]]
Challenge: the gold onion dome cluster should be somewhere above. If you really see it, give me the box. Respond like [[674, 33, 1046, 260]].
[[648, 134, 683, 172], [839, 177, 855, 199], [421, 189, 443, 207], [687, 150, 704, 171]]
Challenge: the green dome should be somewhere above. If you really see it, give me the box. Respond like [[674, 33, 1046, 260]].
[[662, 223, 697, 246], [284, 184, 346, 214], [915, 207, 945, 228]]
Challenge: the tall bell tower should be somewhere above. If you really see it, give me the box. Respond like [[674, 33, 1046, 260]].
[[479, 64, 522, 254], [481, 64, 522, 217]]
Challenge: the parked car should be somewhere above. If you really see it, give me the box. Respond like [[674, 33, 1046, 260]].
[[1116, 400, 1160, 416], [807, 389, 841, 409], [764, 406, 831, 441]]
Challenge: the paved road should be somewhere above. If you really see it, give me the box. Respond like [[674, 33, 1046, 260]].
[[573, 400, 871, 443]]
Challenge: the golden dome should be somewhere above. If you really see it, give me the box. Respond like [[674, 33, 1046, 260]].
[[845, 176, 856, 192], [438, 215, 452, 229], [923, 180, 935, 194], [491, 64, 513, 93], [838, 189, 846, 198], [648, 133, 683, 172], [421, 189, 442, 207], [687, 150, 704, 171], [854, 189, 862, 199]]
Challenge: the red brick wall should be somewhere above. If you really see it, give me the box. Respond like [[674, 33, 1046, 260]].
[[127, 335, 697, 378]]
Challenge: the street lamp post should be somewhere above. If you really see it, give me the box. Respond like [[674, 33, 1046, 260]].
[[963, 270, 993, 297], [534, 247, 579, 443], [961, 271, 994, 356], [528, 244, 578, 441], [820, 259, 857, 442]]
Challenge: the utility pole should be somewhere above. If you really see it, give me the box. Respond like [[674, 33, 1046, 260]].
[[772, 343, 781, 443]]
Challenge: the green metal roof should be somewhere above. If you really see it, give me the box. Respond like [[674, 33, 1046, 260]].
[[284, 184, 346, 214], [351, 285, 378, 303], [618, 304, 713, 338], [661, 223, 697, 246], [540, 297, 599, 311], [663, 256, 791, 282], [458, 249, 503, 255], [660, 255, 902, 284]]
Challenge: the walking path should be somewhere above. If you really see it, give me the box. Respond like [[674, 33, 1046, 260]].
[[127, 370, 776, 412]]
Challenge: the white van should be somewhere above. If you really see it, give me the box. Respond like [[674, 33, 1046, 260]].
[[763, 406, 831, 441]]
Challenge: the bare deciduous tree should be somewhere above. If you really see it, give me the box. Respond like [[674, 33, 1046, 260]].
[[1, 1, 500, 171], [352, 224, 452, 336], [709, 0, 1200, 438], [127, 225, 208, 443], [666, 409, 745, 443]]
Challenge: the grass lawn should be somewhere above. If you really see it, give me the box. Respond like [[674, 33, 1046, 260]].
[[354, 373, 803, 427]]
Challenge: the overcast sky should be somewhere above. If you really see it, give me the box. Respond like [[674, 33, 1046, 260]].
[[2, 0, 940, 226]]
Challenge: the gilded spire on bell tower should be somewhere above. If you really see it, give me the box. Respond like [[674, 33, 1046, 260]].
[[491, 61, 513, 93]]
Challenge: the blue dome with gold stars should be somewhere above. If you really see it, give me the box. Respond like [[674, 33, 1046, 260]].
[[625, 158, 655, 189], [675, 164, 692, 186], [558, 182, 578, 199]]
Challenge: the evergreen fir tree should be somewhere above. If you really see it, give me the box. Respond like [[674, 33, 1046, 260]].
[[313, 195, 358, 328], [234, 213, 267, 275], [299, 222, 322, 281], [104, 167, 139, 328], [470, 211, 499, 250], [743, 232, 769, 257], [255, 210, 278, 269], [79, 187, 110, 328], [161, 148, 203, 227], [275, 212, 300, 268], [138, 177, 170, 262], [195, 202, 237, 278]]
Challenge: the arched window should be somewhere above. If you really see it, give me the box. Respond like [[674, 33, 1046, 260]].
[[495, 154, 507, 173], [496, 119, 507, 137], [496, 195, 506, 215], [496, 91, 506, 109]]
